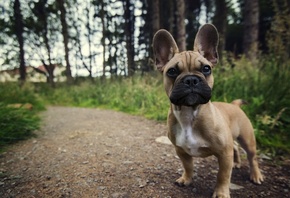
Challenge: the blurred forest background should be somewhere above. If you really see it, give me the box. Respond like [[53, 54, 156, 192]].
[[0, 0, 289, 81], [0, 0, 290, 155]]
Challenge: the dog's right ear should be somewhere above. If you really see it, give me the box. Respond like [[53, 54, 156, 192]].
[[153, 29, 179, 72]]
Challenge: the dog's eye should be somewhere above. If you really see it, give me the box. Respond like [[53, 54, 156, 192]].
[[201, 65, 211, 76], [167, 68, 179, 78]]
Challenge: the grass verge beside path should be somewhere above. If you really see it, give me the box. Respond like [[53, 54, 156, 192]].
[[1, 57, 290, 155], [0, 83, 45, 150]]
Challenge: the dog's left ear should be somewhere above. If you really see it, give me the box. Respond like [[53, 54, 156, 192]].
[[193, 24, 219, 65], [153, 29, 179, 72]]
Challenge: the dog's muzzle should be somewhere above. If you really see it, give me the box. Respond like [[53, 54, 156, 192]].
[[169, 75, 212, 106]]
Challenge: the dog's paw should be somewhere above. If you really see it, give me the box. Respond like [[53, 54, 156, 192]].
[[175, 176, 192, 186], [233, 162, 241, 169], [212, 188, 230, 198], [250, 170, 264, 184]]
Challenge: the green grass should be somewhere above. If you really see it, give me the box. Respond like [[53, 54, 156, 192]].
[[37, 73, 169, 121], [0, 104, 40, 147], [0, 83, 45, 150], [0, 82, 46, 111], [38, 57, 290, 154], [212, 57, 290, 154], [0, 57, 289, 155]]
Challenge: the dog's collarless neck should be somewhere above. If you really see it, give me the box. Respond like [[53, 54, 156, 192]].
[[172, 105, 200, 122]]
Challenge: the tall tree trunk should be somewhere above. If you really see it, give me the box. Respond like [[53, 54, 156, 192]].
[[100, 0, 106, 77], [185, 0, 202, 50], [123, 0, 135, 76], [168, 0, 174, 33], [243, 0, 259, 62], [151, 0, 160, 34], [72, 17, 93, 79], [13, 0, 26, 83], [58, 0, 73, 83], [145, 0, 160, 72], [213, 0, 227, 64], [43, 19, 54, 86], [37, 0, 55, 86], [175, 0, 186, 51], [85, 4, 93, 78]]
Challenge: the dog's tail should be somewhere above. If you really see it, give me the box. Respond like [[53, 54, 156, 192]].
[[231, 99, 248, 107]]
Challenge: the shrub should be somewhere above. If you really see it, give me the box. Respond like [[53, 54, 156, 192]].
[[0, 82, 46, 111], [212, 56, 290, 154], [0, 103, 40, 149], [0, 83, 44, 150]]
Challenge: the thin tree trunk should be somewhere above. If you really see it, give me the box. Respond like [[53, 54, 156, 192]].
[[175, 0, 186, 51], [123, 0, 135, 76], [58, 0, 73, 83], [213, 0, 227, 64], [43, 26, 54, 86], [38, 0, 54, 86], [168, 0, 174, 33], [243, 0, 259, 62], [13, 0, 26, 83], [100, 0, 106, 77], [72, 14, 92, 79], [151, 0, 160, 34], [85, 4, 93, 78]]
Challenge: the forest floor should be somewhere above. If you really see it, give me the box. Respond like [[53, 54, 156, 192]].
[[0, 106, 289, 198]]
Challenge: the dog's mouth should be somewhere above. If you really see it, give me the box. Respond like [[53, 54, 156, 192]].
[[169, 76, 212, 107]]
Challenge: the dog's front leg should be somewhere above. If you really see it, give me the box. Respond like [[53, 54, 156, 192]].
[[175, 147, 194, 186], [212, 152, 233, 198]]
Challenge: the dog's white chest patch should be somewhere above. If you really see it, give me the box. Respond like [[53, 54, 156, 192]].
[[174, 108, 208, 157], [175, 126, 207, 157]]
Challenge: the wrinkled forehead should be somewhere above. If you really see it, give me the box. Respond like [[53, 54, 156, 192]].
[[165, 51, 211, 72]]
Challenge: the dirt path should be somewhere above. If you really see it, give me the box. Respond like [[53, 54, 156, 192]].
[[0, 106, 289, 198]]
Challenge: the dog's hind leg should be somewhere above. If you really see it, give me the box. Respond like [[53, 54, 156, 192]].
[[233, 142, 241, 168], [237, 128, 264, 184]]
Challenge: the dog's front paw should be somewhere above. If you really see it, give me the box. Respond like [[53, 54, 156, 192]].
[[175, 176, 192, 186], [212, 187, 230, 198], [250, 169, 264, 184]]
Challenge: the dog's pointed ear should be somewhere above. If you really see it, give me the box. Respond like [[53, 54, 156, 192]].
[[153, 29, 179, 72], [193, 24, 219, 65]]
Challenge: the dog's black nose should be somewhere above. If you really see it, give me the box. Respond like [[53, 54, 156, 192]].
[[183, 76, 201, 86]]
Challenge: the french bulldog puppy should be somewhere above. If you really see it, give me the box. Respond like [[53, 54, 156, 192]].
[[153, 24, 264, 198]]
